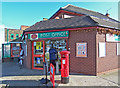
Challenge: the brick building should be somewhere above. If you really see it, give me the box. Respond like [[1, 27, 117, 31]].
[[22, 4, 120, 75], [4, 25, 30, 42], [2, 25, 30, 60]]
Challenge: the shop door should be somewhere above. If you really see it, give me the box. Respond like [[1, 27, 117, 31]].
[[32, 41, 45, 70]]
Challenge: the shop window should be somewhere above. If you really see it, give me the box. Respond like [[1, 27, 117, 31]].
[[45, 39, 67, 62], [11, 34, 14, 39], [16, 34, 19, 39]]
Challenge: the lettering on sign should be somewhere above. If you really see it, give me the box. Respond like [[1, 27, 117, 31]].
[[28, 31, 69, 40]]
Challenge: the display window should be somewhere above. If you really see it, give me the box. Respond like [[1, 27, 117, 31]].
[[11, 43, 21, 57], [45, 39, 67, 69], [32, 39, 67, 70]]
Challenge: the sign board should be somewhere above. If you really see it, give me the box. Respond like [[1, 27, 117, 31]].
[[50, 63, 55, 87], [117, 43, 120, 55], [106, 34, 120, 42], [30, 33, 38, 40], [28, 31, 69, 40], [76, 43, 87, 57], [99, 42, 106, 57]]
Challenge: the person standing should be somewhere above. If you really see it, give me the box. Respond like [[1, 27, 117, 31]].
[[49, 44, 58, 67], [19, 47, 24, 69]]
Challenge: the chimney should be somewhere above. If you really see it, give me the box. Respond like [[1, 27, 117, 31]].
[[55, 17, 60, 19], [105, 13, 110, 17], [20, 25, 30, 30], [43, 18, 48, 21]]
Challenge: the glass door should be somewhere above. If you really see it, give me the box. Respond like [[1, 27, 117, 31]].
[[32, 40, 45, 70]]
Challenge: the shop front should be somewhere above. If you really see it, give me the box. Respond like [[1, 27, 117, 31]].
[[27, 31, 69, 70]]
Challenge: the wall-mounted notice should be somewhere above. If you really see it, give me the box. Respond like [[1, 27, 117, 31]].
[[99, 42, 106, 57], [117, 43, 120, 55], [76, 43, 87, 57], [106, 34, 120, 42]]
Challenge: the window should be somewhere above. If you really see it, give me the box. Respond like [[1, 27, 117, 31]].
[[16, 34, 19, 39], [11, 34, 14, 39]]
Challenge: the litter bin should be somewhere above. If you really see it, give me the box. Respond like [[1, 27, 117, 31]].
[[60, 51, 70, 84]]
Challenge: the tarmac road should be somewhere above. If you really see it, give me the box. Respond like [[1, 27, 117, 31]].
[[0, 62, 119, 87]]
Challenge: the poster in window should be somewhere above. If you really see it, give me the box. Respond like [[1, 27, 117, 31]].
[[76, 43, 87, 57], [36, 42, 41, 50]]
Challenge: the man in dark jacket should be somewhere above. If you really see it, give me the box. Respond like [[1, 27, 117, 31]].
[[49, 44, 58, 67]]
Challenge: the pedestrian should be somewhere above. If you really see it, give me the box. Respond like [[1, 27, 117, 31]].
[[49, 44, 58, 68], [19, 47, 24, 69]]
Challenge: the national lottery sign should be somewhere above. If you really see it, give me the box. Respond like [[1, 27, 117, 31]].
[[50, 63, 55, 87]]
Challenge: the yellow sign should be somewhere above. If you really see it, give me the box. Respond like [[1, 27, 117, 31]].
[[36, 42, 41, 50]]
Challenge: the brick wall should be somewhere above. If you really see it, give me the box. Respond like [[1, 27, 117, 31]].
[[5, 28, 23, 42], [68, 30, 97, 75], [96, 32, 118, 73], [24, 39, 32, 69]]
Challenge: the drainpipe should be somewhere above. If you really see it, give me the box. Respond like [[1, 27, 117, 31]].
[[7, 29, 9, 43]]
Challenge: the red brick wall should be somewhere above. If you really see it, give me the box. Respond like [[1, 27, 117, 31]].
[[24, 39, 32, 69], [68, 30, 97, 75], [96, 32, 118, 73], [5, 28, 23, 42]]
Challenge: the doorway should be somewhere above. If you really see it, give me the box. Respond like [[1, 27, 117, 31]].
[[32, 40, 45, 70]]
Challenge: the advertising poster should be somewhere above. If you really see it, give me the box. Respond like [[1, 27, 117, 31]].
[[36, 42, 41, 50], [106, 34, 120, 42], [76, 43, 87, 57]]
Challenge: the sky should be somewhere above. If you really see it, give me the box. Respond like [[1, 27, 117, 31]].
[[0, 2, 119, 48], [1, 2, 119, 29]]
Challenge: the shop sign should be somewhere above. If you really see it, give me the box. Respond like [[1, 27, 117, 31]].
[[76, 43, 87, 57], [28, 31, 69, 40], [50, 63, 55, 87], [106, 34, 120, 42], [30, 33, 38, 40]]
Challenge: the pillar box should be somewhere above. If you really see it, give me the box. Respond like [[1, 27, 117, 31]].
[[60, 51, 70, 84]]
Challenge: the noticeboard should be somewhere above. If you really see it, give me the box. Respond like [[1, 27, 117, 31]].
[[50, 63, 55, 87], [76, 43, 87, 57]]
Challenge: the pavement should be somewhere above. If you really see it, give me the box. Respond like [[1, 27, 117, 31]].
[[0, 61, 119, 87]]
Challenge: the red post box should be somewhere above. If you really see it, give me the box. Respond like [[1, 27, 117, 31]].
[[60, 51, 70, 84]]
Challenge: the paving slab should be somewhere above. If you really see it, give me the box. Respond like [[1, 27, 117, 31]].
[[1, 62, 119, 87]]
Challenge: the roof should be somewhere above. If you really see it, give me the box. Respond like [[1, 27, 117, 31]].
[[10, 37, 22, 43], [50, 4, 119, 23], [24, 16, 120, 32]]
